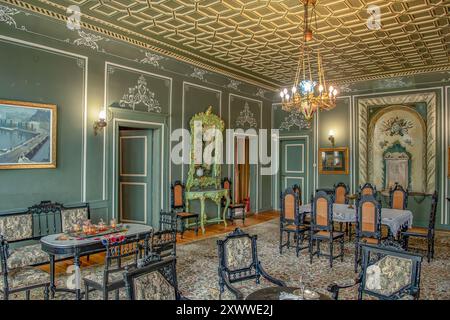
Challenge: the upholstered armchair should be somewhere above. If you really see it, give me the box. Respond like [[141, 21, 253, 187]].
[[0, 212, 50, 300], [401, 191, 438, 262], [123, 254, 183, 300], [217, 228, 286, 300], [328, 243, 423, 300], [389, 183, 408, 210], [279, 187, 309, 256]]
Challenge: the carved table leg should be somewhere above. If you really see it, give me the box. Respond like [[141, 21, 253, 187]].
[[49, 254, 56, 299], [74, 254, 82, 300], [200, 197, 206, 234], [222, 194, 230, 228]]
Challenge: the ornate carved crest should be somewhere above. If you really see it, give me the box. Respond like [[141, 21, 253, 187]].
[[190, 67, 207, 80], [235, 102, 257, 128], [73, 30, 103, 50], [119, 75, 161, 113], [279, 109, 311, 131], [140, 52, 164, 67], [381, 116, 413, 136]]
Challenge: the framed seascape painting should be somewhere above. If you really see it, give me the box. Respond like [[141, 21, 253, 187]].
[[319, 147, 349, 175], [0, 100, 57, 169]]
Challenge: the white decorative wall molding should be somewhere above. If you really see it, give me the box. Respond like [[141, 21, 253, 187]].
[[0, 4, 19, 27], [73, 30, 104, 51], [358, 92, 437, 194], [235, 102, 257, 128], [227, 79, 241, 90], [279, 109, 311, 131], [140, 51, 164, 67], [119, 75, 161, 113], [190, 67, 207, 81]]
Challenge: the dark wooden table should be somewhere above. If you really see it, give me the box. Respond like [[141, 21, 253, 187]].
[[246, 286, 331, 300]]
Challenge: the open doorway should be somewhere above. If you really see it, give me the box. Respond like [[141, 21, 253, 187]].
[[233, 134, 258, 214]]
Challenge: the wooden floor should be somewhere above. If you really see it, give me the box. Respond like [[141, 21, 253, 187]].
[[38, 210, 279, 276]]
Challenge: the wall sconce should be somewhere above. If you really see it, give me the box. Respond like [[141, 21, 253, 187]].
[[94, 110, 107, 136], [328, 129, 335, 147]]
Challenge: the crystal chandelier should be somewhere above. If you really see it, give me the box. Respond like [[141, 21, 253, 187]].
[[279, 0, 338, 121]]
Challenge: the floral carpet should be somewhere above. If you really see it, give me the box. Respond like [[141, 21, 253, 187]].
[[4, 218, 450, 300]]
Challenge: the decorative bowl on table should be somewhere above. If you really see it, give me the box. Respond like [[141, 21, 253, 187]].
[[346, 194, 358, 209]]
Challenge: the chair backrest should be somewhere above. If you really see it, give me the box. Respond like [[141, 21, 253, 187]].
[[151, 229, 177, 258], [217, 228, 258, 283], [359, 243, 423, 300], [0, 209, 33, 243], [311, 191, 333, 232], [291, 184, 302, 206], [359, 183, 377, 197], [389, 183, 408, 210], [159, 210, 177, 231], [171, 181, 185, 210], [280, 187, 299, 224], [427, 191, 438, 236], [222, 177, 234, 204], [356, 195, 382, 241], [102, 235, 143, 286], [334, 182, 349, 204], [61, 203, 90, 233], [124, 254, 179, 300]]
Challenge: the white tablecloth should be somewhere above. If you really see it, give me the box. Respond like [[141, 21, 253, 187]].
[[299, 203, 413, 235]]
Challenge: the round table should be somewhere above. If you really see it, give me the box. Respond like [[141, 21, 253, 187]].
[[246, 286, 331, 300]]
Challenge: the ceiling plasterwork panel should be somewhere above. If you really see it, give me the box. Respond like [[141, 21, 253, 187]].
[[2, 0, 450, 89]]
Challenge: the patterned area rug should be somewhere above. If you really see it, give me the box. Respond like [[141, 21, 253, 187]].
[[4, 218, 450, 300]]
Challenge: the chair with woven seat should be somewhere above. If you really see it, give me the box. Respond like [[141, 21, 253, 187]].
[[222, 178, 246, 224], [309, 191, 345, 268], [123, 254, 183, 300], [328, 242, 423, 300], [389, 183, 408, 210], [0, 235, 50, 300], [354, 194, 382, 273], [359, 183, 377, 197], [279, 188, 309, 256], [217, 228, 286, 300], [401, 191, 438, 263], [84, 235, 145, 300], [333, 182, 352, 238], [171, 181, 199, 238]]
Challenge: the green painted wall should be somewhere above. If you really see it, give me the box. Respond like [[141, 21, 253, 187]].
[[0, 4, 274, 227]]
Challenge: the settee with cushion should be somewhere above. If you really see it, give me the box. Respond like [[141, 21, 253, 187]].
[[0, 201, 90, 299]]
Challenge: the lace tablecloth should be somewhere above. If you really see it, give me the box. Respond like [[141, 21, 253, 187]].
[[299, 203, 413, 235]]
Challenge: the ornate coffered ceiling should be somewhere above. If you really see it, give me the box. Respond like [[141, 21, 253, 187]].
[[3, 0, 450, 90]]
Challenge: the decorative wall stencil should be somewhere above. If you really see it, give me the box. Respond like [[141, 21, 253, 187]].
[[140, 51, 164, 67], [227, 80, 241, 90], [279, 109, 311, 131], [381, 117, 414, 137], [366, 105, 427, 193], [0, 4, 19, 27], [374, 77, 413, 89], [73, 30, 103, 50], [358, 93, 436, 194], [235, 102, 257, 128], [190, 67, 207, 81], [255, 88, 266, 99], [107, 65, 116, 75], [339, 83, 356, 93], [119, 75, 161, 113]]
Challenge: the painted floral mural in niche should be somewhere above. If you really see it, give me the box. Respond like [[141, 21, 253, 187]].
[[368, 106, 426, 193]]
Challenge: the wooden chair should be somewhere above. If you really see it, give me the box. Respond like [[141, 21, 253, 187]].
[[309, 191, 345, 268], [292, 184, 303, 206], [217, 228, 286, 300], [401, 191, 438, 263], [328, 243, 423, 300], [222, 178, 246, 224], [389, 183, 408, 210], [84, 235, 144, 300], [171, 181, 199, 238], [333, 182, 352, 238], [279, 188, 309, 256], [354, 194, 382, 273], [123, 254, 183, 300], [359, 183, 377, 197]]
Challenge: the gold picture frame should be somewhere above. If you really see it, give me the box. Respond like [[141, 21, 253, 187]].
[[319, 147, 349, 175], [0, 99, 57, 169]]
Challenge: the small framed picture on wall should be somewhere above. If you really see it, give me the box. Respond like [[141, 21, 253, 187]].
[[319, 147, 349, 175]]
